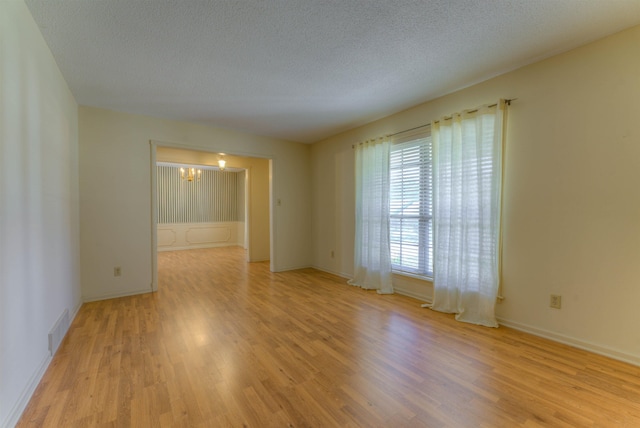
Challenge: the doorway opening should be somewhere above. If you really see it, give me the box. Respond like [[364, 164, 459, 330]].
[[150, 143, 274, 291]]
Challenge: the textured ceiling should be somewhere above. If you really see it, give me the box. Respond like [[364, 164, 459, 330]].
[[25, 0, 640, 143]]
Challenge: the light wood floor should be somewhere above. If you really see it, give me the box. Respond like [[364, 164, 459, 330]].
[[18, 247, 640, 427]]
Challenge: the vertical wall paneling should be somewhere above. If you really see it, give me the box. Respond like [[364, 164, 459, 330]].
[[156, 165, 241, 224], [156, 164, 246, 251]]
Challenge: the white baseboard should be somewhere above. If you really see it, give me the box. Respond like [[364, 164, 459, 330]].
[[309, 265, 352, 279], [310, 266, 432, 304], [71, 300, 82, 323], [394, 287, 432, 304], [271, 264, 313, 273], [3, 297, 83, 428], [497, 317, 640, 367], [1, 352, 51, 428], [82, 287, 152, 303]]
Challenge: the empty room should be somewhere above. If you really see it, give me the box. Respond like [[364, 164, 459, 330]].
[[2, 0, 640, 426]]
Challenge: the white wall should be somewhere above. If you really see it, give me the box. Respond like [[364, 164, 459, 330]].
[[0, 1, 81, 426], [79, 106, 311, 302], [311, 25, 640, 364]]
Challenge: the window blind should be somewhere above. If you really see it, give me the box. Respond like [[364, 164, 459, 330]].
[[389, 132, 433, 278]]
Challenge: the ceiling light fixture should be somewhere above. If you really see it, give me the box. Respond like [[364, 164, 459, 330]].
[[218, 154, 226, 171], [180, 167, 202, 182]]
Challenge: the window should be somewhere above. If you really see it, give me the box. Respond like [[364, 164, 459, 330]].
[[389, 131, 433, 278]]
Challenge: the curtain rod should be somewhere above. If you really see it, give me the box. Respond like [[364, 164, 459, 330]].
[[352, 98, 516, 148], [392, 98, 516, 135], [387, 123, 430, 138]]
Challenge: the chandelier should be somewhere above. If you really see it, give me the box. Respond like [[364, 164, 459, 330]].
[[180, 167, 202, 182]]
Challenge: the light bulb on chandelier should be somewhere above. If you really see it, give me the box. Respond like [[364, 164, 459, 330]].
[[180, 167, 202, 182]]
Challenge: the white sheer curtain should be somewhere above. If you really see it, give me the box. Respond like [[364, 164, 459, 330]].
[[430, 100, 505, 327], [349, 138, 394, 294]]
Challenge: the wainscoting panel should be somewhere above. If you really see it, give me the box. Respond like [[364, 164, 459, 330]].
[[158, 222, 244, 251], [186, 226, 231, 244], [157, 229, 177, 247]]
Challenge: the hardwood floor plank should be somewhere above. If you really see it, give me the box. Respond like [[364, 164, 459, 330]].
[[16, 247, 640, 427]]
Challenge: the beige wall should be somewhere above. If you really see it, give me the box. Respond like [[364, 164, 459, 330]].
[[156, 147, 270, 261], [80, 106, 311, 302], [311, 25, 640, 363], [0, 1, 81, 425]]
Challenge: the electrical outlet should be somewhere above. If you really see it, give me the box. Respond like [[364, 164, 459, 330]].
[[550, 294, 561, 309], [114, 267, 122, 277]]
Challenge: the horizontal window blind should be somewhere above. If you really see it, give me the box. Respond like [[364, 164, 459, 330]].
[[157, 165, 240, 224], [389, 133, 433, 277]]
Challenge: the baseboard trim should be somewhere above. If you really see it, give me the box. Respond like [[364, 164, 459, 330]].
[[71, 299, 82, 322], [497, 317, 640, 367], [2, 352, 50, 428], [394, 287, 432, 304], [310, 266, 433, 304], [83, 288, 152, 303], [309, 265, 352, 279], [273, 264, 314, 273], [3, 297, 83, 428]]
